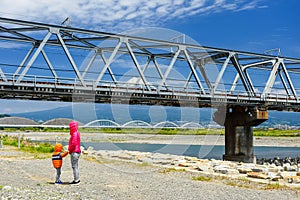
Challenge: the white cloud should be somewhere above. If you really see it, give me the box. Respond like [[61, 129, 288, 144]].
[[0, 41, 27, 49], [0, 0, 265, 32]]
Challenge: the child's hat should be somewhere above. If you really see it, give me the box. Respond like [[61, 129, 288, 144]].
[[54, 143, 63, 152]]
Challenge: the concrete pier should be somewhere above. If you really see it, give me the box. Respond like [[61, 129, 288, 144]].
[[214, 106, 268, 163]]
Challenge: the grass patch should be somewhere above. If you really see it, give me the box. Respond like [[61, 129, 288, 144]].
[[159, 167, 186, 174], [140, 162, 151, 167], [192, 175, 212, 182], [192, 174, 294, 190], [263, 183, 289, 190], [2, 127, 69, 133], [1, 134, 54, 154], [254, 129, 300, 137], [106, 138, 127, 142], [224, 177, 252, 189]]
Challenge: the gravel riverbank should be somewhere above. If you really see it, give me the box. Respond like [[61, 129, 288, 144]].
[[1, 145, 300, 200], [1, 132, 300, 199]]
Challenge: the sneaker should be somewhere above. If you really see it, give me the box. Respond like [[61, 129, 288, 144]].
[[55, 180, 63, 184], [70, 180, 80, 185]]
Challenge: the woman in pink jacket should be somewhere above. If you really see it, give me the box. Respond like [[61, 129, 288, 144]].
[[68, 121, 81, 184]]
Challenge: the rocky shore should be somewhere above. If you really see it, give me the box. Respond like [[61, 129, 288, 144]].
[[87, 148, 300, 184]]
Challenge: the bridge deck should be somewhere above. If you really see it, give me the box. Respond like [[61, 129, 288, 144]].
[[1, 78, 299, 111]]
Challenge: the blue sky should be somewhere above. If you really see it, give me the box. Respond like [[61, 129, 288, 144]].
[[0, 0, 299, 114], [166, 0, 300, 58]]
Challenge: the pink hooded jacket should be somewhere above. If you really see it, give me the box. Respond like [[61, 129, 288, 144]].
[[68, 121, 81, 154]]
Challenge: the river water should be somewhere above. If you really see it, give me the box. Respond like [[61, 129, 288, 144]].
[[80, 142, 300, 160]]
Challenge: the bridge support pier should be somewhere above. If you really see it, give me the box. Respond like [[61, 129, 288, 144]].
[[214, 106, 268, 163]]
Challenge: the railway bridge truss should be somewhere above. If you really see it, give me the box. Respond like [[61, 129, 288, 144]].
[[1, 17, 300, 163]]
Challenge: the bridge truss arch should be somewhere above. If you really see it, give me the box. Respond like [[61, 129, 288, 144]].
[[84, 119, 121, 128], [121, 120, 151, 128], [180, 122, 204, 129], [153, 121, 179, 128]]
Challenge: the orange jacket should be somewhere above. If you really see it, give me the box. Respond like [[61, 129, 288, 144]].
[[52, 143, 68, 169]]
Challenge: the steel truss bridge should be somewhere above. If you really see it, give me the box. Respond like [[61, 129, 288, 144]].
[[0, 17, 300, 111], [2, 17, 300, 163]]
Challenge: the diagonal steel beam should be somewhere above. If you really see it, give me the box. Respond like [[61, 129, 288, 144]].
[[198, 58, 213, 90], [125, 40, 150, 91], [183, 61, 196, 90], [0, 26, 36, 42], [231, 59, 276, 93], [230, 65, 256, 95], [81, 49, 118, 85], [183, 49, 205, 94], [100, 51, 117, 84], [212, 53, 233, 94], [278, 69, 290, 96], [16, 31, 52, 83], [81, 50, 98, 79], [56, 30, 85, 86], [192, 53, 230, 92], [152, 56, 165, 87], [243, 69, 255, 95], [230, 53, 254, 96], [281, 61, 298, 99], [158, 47, 181, 91], [14, 45, 35, 76], [263, 60, 281, 96], [94, 39, 123, 87], [41, 49, 58, 79], [230, 73, 240, 93], [142, 56, 152, 73], [61, 31, 97, 49], [128, 40, 153, 55], [0, 66, 7, 82]]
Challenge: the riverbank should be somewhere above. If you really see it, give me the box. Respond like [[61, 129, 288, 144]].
[[3, 131, 300, 147], [1, 146, 300, 199]]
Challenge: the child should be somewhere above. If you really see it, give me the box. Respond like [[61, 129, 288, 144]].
[[52, 143, 68, 184]]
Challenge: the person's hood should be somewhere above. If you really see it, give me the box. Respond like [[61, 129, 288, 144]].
[[69, 121, 78, 134], [54, 143, 63, 152]]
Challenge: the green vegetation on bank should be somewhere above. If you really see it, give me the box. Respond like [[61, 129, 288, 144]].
[[253, 129, 300, 137], [1, 127, 300, 137], [0, 127, 69, 132], [87, 128, 300, 137], [0, 134, 54, 154]]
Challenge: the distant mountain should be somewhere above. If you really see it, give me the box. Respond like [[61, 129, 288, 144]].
[[8, 104, 300, 127], [260, 111, 300, 127], [11, 103, 212, 125]]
